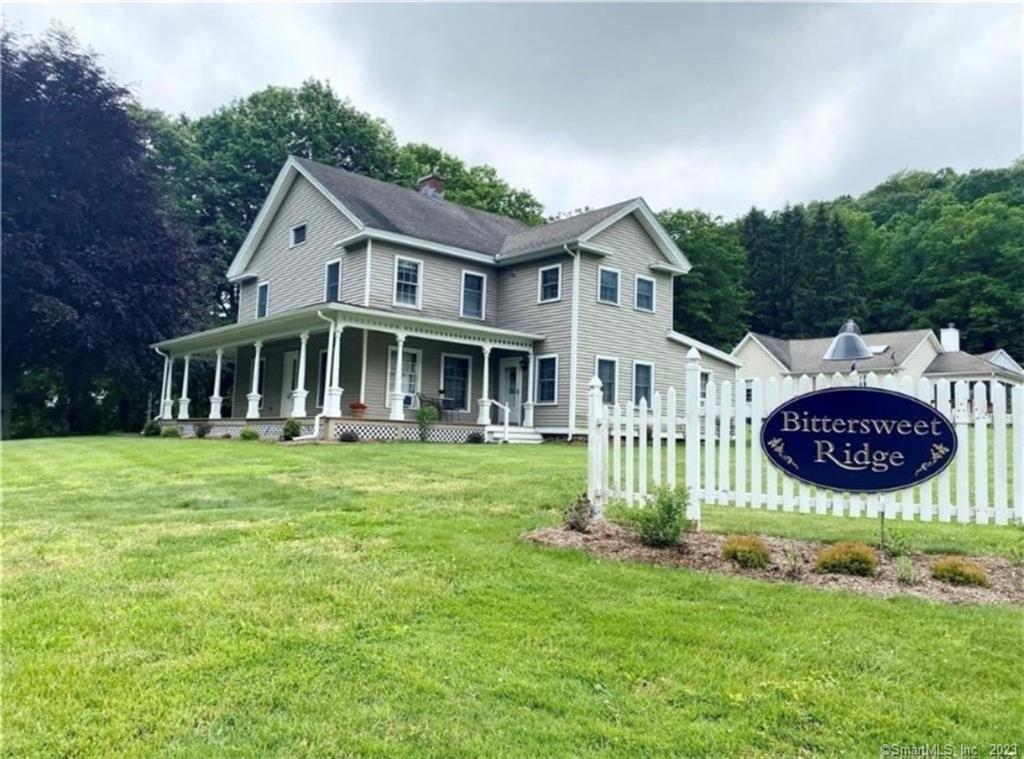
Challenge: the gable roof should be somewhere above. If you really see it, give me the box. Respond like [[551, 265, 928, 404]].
[[976, 349, 1024, 375], [926, 351, 1024, 380], [227, 157, 690, 279], [736, 329, 935, 375]]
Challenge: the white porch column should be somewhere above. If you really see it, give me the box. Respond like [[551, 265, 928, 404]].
[[477, 343, 493, 425], [209, 348, 224, 419], [523, 349, 535, 428], [246, 341, 263, 419], [291, 332, 310, 417], [177, 354, 192, 420], [359, 329, 369, 403], [160, 355, 174, 420], [389, 333, 407, 420], [325, 323, 344, 416]]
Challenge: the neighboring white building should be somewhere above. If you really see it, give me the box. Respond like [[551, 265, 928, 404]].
[[732, 323, 1023, 390]]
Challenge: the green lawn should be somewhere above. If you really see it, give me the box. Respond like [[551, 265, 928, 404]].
[[3, 437, 1022, 757]]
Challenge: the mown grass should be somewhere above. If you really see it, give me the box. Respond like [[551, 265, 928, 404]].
[[3, 436, 1022, 758]]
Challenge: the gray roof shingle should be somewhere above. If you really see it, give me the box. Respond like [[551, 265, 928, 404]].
[[497, 200, 635, 257], [926, 351, 1023, 380], [752, 329, 934, 375], [294, 157, 529, 255]]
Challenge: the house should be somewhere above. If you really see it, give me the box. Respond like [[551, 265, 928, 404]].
[[153, 156, 739, 441], [732, 323, 1023, 401]]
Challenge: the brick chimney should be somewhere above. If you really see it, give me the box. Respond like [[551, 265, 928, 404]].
[[940, 323, 960, 353], [417, 170, 445, 198]]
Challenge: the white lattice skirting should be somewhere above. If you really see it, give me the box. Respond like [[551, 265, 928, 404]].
[[331, 421, 482, 443], [170, 421, 315, 439]]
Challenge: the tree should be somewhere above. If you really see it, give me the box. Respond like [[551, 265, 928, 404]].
[[393, 143, 544, 226], [659, 209, 750, 349], [1, 28, 202, 437]]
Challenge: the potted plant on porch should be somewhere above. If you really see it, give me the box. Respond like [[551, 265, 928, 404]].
[[349, 400, 367, 418]]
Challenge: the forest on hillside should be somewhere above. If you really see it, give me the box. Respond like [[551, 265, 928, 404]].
[[4, 28, 1023, 437]]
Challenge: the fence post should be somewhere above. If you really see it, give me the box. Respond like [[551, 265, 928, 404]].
[[750, 378, 762, 509], [973, 382, 989, 524], [666, 387, 677, 489], [1013, 385, 1024, 524], [587, 376, 604, 514], [734, 380, 747, 508], [685, 348, 701, 522], [954, 381, 970, 523], [992, 383, 1007, 526]]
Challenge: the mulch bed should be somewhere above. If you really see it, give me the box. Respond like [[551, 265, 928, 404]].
[[523, 520, 1023, 605]]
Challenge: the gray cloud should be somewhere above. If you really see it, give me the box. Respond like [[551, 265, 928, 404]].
[[5, 2, 1020, 218]]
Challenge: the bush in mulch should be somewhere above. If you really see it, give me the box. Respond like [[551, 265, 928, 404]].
[[814, 542, 878, 577], [280, 419, 301, 441], [722, 535, 771, 569], [931, 556, 990, 587], [563, 493, 593, 533], [623, 486, 690, 547]]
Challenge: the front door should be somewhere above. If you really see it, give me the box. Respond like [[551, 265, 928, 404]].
[[281, 350, 298, 414], [498, 357, 522, 425]]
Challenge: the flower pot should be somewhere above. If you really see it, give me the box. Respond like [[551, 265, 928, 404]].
[[350, 408, 366, 418]]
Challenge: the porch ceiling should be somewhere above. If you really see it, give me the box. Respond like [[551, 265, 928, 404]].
[[152, 302, 544, 356]]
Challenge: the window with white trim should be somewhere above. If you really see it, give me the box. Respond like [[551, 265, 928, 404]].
[[441, 354, 472, 411], [290, 223, 307, 247], [394, 257, 421, 308], [386, 347, 422, 406], [596, 357, 617, 405], [256, 282, 269, 319], [461, 271, 485, 319], [634, 275, 655, 312], [536, 355, 558, 404], [598, 267, 620, 305], [538, 264, 561, 303], [325, 260, 341, 302], [633, 362, 653, 406]]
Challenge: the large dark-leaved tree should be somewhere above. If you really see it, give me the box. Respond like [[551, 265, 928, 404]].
[[658, 209, 750, 350], [1, 28, 202, 437]]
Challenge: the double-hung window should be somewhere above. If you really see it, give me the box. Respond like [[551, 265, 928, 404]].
[[394, 257, 422, 308], [596, 357, 617, 405], [633, 361, 653, 406], [461, 271, 485, 319], [598, 267, 620, 305], [255, 282, 269, 319], [387, 347, 421, 407], [538, 264, 561, 303], [325, 260, 341, 302], [634, 275, 655, 312], [441, 354, 471, 411], [536, 355, 558, 404]]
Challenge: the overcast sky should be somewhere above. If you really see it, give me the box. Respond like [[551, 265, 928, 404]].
[[6, 2, 1022, 218]]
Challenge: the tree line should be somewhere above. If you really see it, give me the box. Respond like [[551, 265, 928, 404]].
[[3, 28, 1022, 437]]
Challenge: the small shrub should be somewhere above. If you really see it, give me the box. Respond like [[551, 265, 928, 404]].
[[465, 431, 485, 444], [416, 404, 440, 441], [815, 541, 878, 577], [160, 425, 181, 438], [142, 420, 161, 437], [783, 546, 803, 578], [930, 556, 990, 587], [339, 430, 360, 443], [239, 426, 260, 441], [563, 493, 593, 533], [882, 528, 911, 558], [193, 421, 212, 439], [632, 486, 689, 547], [220, 432, 233, 440], [722, 535, 771, 569], [280, 418, 301, 441], [895, 556, 919, 585]]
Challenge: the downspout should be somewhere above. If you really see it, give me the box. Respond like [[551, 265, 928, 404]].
[[152, 346, 170, 421], [295, 310, 334, 441], [565, 243, 580, 441]]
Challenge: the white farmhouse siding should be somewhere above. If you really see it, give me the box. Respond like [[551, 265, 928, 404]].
[[341, 243, 368, 305], [238, 176, 360, 322], [898, 335, 940, 380]]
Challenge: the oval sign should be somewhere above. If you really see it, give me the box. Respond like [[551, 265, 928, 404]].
[[761, 387, 957, 493]]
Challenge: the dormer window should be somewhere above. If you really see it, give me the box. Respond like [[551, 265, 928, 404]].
[[290, 223, 307, 247]]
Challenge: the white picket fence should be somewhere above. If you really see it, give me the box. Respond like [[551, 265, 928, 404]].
[[587, 348, 1024, 526]]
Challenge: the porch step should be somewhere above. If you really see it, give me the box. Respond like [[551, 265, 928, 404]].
[[484, 425, 544, 444]]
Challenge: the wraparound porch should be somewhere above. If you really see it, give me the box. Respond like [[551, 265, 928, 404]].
[[152, 302, 545, 434]]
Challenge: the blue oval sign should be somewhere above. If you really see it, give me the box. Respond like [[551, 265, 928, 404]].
[[761, 387, 957, 493]]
